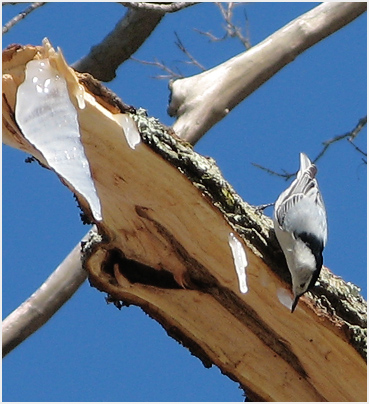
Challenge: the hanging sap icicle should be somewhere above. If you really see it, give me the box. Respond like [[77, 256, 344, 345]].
[[15, 58, 102, 221], [113, 113, 141, 150], [228, 232, 248, 294]]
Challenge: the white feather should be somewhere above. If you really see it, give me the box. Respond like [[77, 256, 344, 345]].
[[273, 152, 327, 310]]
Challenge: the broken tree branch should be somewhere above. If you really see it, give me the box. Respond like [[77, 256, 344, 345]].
[[169, 2, 367, 144], [2, 42, 366, 401]]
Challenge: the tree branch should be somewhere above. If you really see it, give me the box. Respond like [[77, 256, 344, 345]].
[[130, 56, 184, 80], [174, 32, 206, 71], [119, 2, 198, 13], [201, 2, 252, 49], [2, 228, 94, 357], [72, 3, 199, 82], [130, 31, 205, 80], [72, 7, 165, 82], [252, 116, 367, 180], [314, 115, 367, 165], [168, 2, 367, 144], [2, 2, 46, 34]]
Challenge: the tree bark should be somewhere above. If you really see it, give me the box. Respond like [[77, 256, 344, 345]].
[[72, 3, 198, 81], [72, 7, 165, 81], [2, 42, 366, 401]]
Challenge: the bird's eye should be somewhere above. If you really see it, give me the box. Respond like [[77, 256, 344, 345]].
[[300, 282, 306, 289]]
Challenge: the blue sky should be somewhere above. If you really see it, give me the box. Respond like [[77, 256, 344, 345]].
[[2, 2, 367, 402]]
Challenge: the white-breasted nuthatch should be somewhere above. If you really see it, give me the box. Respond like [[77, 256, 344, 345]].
[[273, 153, 327, 312]]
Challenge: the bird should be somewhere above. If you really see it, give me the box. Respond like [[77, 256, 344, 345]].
[[273, 153, 327, 312]]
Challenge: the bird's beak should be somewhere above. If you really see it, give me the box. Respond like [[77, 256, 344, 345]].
[[291, 295, 300, 313]]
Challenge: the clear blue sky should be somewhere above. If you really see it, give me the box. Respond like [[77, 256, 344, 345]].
[[2, 2, 366, 402]]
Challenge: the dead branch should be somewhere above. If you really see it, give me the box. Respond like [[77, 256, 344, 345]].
[[2, 2, 46, 34], [253, 116, 367, 180], [314, 116, 367, 164], [131, 32, 205, 80], [174, 32, 206, 71], [195, 2, 252, 49], [169, 2, 367, 144], [120, 2, 198, 13], [130, 56, 184, 80], [73, 3, 199, 82], [72, 8, 164, 82]]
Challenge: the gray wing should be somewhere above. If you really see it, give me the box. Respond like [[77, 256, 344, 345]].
[[275, 161, 327, 245]]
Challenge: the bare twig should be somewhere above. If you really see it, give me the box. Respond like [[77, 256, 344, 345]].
[[348, 138, 367, 164], [314, 116, 367, 164], [2, 2, 46, 34], [195, 2, 251, 49], [2, 228, 95, 357], [253, 116, 367, 179], [130, 56, 184, 79], [120, 2, 198, 13], [131, 32, 205, 79], [252, 162, 296, 181], [133, 3, 251, 79], [174, 32, 206, 71]]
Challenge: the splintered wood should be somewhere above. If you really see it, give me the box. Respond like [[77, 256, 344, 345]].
[[2, 41, 366, 402]]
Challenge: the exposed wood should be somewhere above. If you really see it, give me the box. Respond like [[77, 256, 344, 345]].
[[2, 43, 366, 402]]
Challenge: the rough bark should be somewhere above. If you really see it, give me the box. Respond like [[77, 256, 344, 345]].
[[72, 7, 165, 81], [72, 2, 198, 82], [2, 43, 366, 401], [169, 2, 367, 144]]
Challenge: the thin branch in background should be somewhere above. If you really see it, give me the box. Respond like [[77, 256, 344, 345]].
[[348, 138, 367, 164], [2, 2, 46, 34], [119, 2, 198, 13], [252, 162, 297, 181], [73, 2, 199, 81], [253, 116, 367, 179], [2, 228, 96, 357], [131, 32, 205, 79], [131, 2, 250, 80], [195, 2, 251, 49], [313, 116, 367, 164], [2, 2, 26, 6], [130, 56, 184, 80], [174, 32, 206, 71]]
